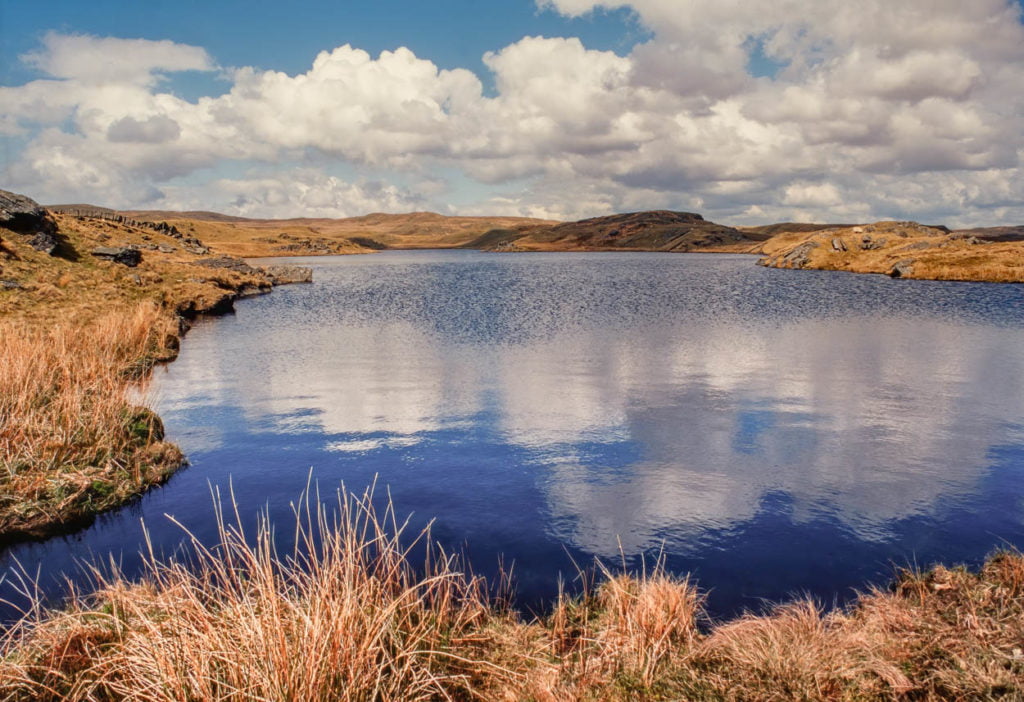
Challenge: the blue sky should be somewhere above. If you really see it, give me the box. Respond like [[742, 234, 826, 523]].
[[1, 0, 1023, 226], [1, 1, 646, 93]]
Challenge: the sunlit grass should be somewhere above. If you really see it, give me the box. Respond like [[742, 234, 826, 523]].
[[2, 484, 1022, 700], [0, 302, 183, 538]]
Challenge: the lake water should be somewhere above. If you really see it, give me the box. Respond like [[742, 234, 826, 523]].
[[4, 250, 1024, 619]]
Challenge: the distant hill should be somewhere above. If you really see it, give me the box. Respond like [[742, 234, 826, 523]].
[[45, 206, 556, 257], [472, 210, 756, 252], [953, 226, 1024, 242]]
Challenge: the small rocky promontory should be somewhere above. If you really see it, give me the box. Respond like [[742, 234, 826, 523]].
[[757, 221, 1023, 283]]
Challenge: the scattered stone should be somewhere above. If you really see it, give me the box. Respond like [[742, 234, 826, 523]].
[[860, 235, 888, 250], [92, 246, 142, 267], [831, 237, 847, 252], [131, 274, 143, 286], [890, 259, 915, 278], [157, 245, 176, 253], [0, 189, 59, 254], [1, 279, 23, 289]]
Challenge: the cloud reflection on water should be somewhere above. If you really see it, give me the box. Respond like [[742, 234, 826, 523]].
[[156, 273, 1024, 560]]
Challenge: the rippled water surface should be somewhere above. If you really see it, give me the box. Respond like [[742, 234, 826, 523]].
[[5, 250, 1024, 618]]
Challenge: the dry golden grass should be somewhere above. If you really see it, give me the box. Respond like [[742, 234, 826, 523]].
[[0, 302, 184, 539], [759, 222, 1024, 283], [0, 485, 515, 701], [123, 212, 556, 257], [3, 483, 1022, 701]]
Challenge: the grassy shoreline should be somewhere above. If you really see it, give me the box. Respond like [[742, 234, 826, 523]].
[[2, 489, 1022, 700], [0, 303, 185, 542], [0, 208, 307, 543]]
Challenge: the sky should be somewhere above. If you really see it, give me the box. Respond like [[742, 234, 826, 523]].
[[2, 0, 1023, 226]]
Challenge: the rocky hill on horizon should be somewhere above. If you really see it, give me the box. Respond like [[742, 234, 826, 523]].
[[468, 210, 756, 253]]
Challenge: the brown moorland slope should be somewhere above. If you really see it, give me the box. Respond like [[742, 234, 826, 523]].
[[49, 206, 558, 257], [738, 222, 860, 241], [758, 221, 1024, 283]]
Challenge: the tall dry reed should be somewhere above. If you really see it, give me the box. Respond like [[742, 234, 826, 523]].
[[1, 482, 1022, 701], [0, 484, 516, 701], [0, 302, 182, 537]]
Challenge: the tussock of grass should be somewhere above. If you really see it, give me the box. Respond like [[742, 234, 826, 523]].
[[0, 302, 184, 538], [3, 486, 1022, 700], [0, 485, 512, 700]]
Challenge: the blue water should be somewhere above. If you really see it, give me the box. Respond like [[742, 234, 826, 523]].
[[3, 250, 1024, 620]]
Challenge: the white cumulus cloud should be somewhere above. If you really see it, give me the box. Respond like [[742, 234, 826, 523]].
[[2, 4, 1024, 226]]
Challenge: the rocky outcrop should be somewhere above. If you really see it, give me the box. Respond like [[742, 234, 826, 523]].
[[889, 259, 915, 278], [190, 256, 312, 285], [781, 241, 819, 268], [92, 246, 143, 267], [0, 189, 59, 254], [192, 256, 262, 275], [261, 265, 313, 284]]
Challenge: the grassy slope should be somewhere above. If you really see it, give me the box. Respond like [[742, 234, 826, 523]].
[[758, 221, 1024, 283], [118, 210, 557, 257], [471, 211, 761, 254]]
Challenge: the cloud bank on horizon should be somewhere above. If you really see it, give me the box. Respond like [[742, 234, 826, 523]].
[[2, 0, 1023, 226]]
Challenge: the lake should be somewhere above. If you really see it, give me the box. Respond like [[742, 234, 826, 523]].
[[4, 250, 1024, 619]]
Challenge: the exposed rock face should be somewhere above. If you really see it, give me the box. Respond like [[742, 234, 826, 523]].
[[193, 256, 262, 275], [0, 189, 59, 254], [192, 256, 312, 285], [261, 265, 313, 284], [890, 259, 915, 278], [92, 246, 143, 267], [782, 241, 819, 268]]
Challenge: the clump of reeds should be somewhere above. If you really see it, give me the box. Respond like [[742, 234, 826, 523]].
[[0, 302, 183, 538], [0, 484, 516, 701], [2, 479, 1023, 700], [520, 553, 1024, 700]]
